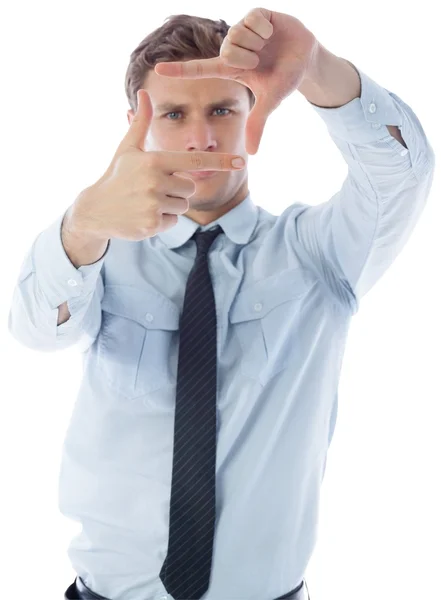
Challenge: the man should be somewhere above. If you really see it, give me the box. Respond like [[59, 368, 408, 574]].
[[8, 8, 435, 600]]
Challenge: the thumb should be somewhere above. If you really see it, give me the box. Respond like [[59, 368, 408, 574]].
[[115, 89, 153, 158], [245, 94, 273, 155]]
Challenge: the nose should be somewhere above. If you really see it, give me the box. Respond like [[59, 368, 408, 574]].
[[185, 121, 218, 152]]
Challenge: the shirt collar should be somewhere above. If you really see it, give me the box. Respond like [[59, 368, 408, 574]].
[[156, 191, 258, 249]]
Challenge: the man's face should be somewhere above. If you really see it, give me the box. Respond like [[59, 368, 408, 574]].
[[127, 67, 252, 225]]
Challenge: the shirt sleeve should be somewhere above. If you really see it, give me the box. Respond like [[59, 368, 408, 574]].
[[8, 208, 110, 352], [291, 63, 436, 313]]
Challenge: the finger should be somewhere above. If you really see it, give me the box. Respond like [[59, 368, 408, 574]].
[[154, 57, 240, 80], [227, 24, 266, 52], [114, 89, 153, 159], [161, 192, 192, 215], [244, 9, 274, 39], [222, 44, 259, 70], [156, 172, 196, 199], [157, 151, 246, 174], [245, 95, 273, 155]]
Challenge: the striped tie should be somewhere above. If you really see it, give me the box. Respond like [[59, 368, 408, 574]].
[[160, 225, 224, 600]]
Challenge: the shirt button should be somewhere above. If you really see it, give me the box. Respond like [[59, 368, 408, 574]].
[[372, 122, 381, 130], [254, 302, 262, 312], [400, 149, 409, 156], [67, 279, 78, 287], [145, 313, 154, 322], [368, 102, 377, 113]]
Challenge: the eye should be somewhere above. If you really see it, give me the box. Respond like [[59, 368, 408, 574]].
[[165, 108, 232, 120], [213, 108, 231, 116]]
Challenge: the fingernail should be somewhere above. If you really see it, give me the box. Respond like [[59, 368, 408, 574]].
[[232, 157, 245, 168]]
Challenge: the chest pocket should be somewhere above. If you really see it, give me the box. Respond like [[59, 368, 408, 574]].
[[229, 269, 313, 386], [96, 284, 180, 399]]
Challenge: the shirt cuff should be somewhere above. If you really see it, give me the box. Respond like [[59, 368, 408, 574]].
[[32, 209, 110, 309], [308, 62, 404, 144]]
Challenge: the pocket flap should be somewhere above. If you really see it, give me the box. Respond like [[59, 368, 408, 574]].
[[229, 268, 312, 323], [101, 284, 180, 330]]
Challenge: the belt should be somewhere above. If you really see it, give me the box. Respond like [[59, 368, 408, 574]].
[[274, 580, 309, 599], [64, 576, 310, 600]]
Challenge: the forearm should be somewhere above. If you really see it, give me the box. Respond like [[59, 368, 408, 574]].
[[298, 43, 406, 146], [298, 43, 361, 108], [61, 203, 110, 269], [58, 203, 109, 325], [9, 208, 107, 349]]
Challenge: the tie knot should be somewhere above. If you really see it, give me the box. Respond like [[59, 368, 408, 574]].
[[192, 225, 223, 257]]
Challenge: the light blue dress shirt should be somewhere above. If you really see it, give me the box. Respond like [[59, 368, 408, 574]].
[[8, 64, 435, 600]]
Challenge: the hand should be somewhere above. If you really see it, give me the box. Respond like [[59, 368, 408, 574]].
[[72, 90, 246, 242], [155, 8, 319, 155]]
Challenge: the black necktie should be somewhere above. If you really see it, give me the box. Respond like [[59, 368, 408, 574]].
[[160, 225, 224, 600]]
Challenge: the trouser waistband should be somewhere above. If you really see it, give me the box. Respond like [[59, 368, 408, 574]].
[[64, 576, 310, 600]]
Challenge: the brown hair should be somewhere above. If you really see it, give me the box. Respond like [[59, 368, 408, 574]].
[[124, 14, 255, 114]]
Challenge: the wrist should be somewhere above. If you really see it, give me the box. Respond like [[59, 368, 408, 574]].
[[298, 44, 361, 108], [61, 204, 110, 269], [67, 187, 108, 243]]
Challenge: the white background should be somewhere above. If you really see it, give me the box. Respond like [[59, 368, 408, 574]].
[[1, 1, 439, 599]]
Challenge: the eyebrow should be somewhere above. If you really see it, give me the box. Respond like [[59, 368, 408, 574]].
[[155, 98, 242, 112]]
